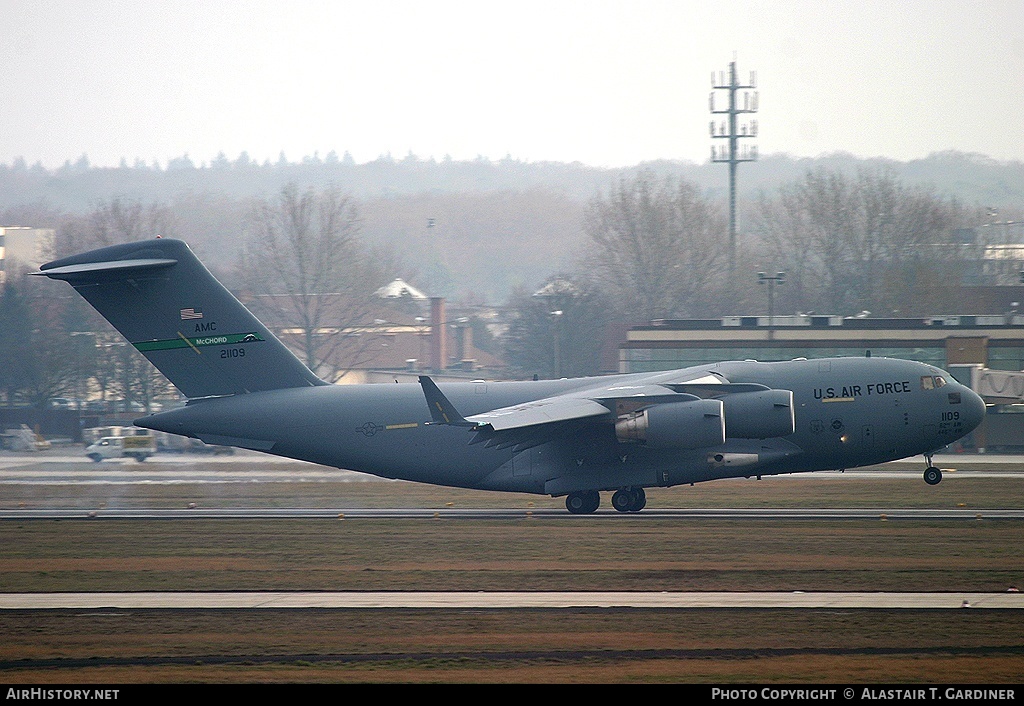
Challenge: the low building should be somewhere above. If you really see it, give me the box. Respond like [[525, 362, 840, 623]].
[[0, 226, 55, 283], [242, 287, 506, 384], [621, 315, 1024, 373]]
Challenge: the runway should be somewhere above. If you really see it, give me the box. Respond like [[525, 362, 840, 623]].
[[3, 591, 1023, 610], [4, 452, 1021, 628], [3, 449, 1023, 519], [3, 507, 1024, 519], [3, 451, 1024, 485]]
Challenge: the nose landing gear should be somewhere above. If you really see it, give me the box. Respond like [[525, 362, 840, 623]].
[[923, 453, 942, 485]]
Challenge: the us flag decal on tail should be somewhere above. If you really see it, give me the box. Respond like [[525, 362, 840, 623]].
[[180, 307, 203, 320]]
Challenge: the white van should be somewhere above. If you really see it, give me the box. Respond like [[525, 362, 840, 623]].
[[85, 435, 156, 462]]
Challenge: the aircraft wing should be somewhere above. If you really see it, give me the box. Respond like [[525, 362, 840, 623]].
[[424, 371, 736, 435], [420, 368, 796, 453], [462, 373, 722, 432], [465, 373, 767, 433], [422, 375, 700, 435]]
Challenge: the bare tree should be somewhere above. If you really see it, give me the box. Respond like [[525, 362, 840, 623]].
[[753, 166, 976, 316], [0, 270, 79, 407], [55, 196, 175, 256], [752, 186, 818, 314], [584, 171, 727, 322], [503, 278, 611, 379], [239, 183, 385, 380]]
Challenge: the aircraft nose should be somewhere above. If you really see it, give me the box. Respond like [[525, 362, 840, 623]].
[[961, 385, 986, 433]]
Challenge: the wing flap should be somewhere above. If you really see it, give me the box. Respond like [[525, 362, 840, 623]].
[[664, 382, 771, 396], [467, 396, 612, 431]]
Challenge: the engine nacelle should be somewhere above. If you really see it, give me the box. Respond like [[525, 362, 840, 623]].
[[721, 389, 795, 439], [615, 399, 725, 449]]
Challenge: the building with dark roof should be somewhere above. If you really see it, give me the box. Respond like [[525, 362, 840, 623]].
[[621, 314, 1024, 373]]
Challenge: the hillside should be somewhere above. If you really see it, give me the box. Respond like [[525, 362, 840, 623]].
[[2, 151, 1021, 302]]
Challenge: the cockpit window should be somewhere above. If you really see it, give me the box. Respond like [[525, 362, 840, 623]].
[[934, 376, 947, 388], [921, 376, 934, 390]]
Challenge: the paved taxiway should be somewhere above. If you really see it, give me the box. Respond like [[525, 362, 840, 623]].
[[3, 591, 1023, 610]]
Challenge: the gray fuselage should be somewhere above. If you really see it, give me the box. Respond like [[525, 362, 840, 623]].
[[138, 356, 985, 497]]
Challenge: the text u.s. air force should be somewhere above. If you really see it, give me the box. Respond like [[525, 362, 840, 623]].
[[814, 380, 912, 400]]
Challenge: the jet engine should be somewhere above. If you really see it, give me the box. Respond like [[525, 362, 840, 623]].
[[720, 389, 795, 438], [615, 399, 725, 449]]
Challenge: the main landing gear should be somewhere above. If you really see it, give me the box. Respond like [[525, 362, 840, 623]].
[[923, 453, 943, 485], [565, 490, 600, 514], [611, 486, 646, 513], [564, 487, 647, 514]]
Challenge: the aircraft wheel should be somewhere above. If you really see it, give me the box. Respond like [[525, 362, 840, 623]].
[[566, 491, 600, 514], [924, 466, 942, 485], [611, 488, 635, 513], [629, 487, 647, 512], [566, 494, 587, 514]]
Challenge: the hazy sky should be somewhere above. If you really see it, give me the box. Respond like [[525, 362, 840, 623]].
[[3, 0, 1022, 169]]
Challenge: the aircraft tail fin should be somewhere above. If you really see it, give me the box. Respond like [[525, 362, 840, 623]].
[[34, 238, 327, 398]]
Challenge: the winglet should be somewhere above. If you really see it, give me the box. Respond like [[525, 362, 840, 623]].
[[419, 376, 475, 427]]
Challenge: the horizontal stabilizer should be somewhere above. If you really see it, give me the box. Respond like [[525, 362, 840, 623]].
[[33, 257, 177, 279]]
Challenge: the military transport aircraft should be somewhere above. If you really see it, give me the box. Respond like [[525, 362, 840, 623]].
[[35, 239, 986, 513]]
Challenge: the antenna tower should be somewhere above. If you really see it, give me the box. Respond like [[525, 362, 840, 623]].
[[710, 59, 758, 280]]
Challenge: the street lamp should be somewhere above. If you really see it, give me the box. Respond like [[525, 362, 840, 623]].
[[549, 310, 563, 378], [758, 271, 785, 342], [533, 278, 579, 379]]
